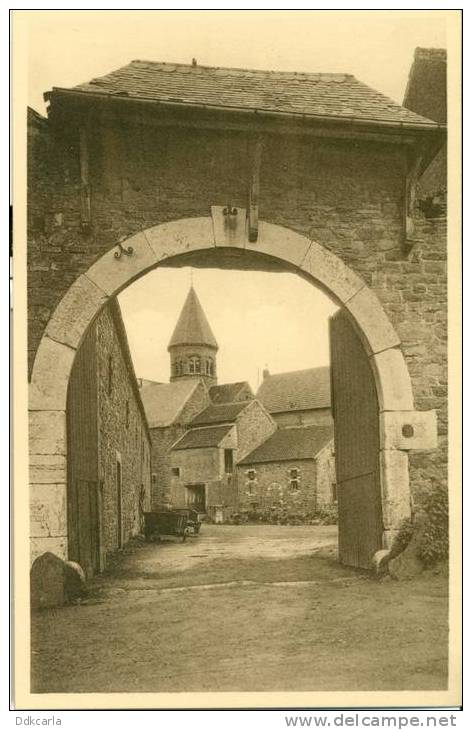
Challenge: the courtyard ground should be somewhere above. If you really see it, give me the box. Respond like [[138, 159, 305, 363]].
[[31, 524, 448, 694]]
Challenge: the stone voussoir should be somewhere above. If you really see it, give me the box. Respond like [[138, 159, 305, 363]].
[[86, 231, 158, 296], [45, 274, 108, 350], [145, 217, 216, 261]]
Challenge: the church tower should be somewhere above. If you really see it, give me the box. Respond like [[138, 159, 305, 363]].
[[168, 286, 218, 385]]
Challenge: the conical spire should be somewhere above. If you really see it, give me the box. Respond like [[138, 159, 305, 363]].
[[168, 287, 218, 351]]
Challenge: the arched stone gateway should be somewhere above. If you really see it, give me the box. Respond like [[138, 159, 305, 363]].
[[29, 213, 437, 566]]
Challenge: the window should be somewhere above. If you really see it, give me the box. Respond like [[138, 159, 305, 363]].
[[194, 358, 201, 374], [172, 467, 181, 477], [151, 473, 157, 484], [246, 482, 255, 495], [107, 355, 113, 395], [125, 400, 130, 428], [174, 361, 180, 376], [331, 482, 337, 503], [224, 449, 234, 474], [247, 469, 256, 481], [289, 466, 300, 492]]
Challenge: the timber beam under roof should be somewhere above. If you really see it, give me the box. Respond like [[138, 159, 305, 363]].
[[45, 87, 445, 150]]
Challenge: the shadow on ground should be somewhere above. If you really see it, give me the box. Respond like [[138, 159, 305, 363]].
[[31, 525, 448, 693]]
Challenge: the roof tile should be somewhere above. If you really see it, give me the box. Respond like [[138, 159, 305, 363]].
[[239, 424, 333, 465], [257, 367, 331, 414], [172, 424, 233, 450], [69, 59, 440, 128], [191, 400, 249, 426]]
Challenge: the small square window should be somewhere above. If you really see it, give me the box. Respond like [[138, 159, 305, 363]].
[[172, 467, 181, 477], [247, 469, 256, 480], [290, 468, 299, 479]]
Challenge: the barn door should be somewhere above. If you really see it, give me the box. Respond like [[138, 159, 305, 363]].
[[76, 479, 101, 578], [329, 309, 383, 569]]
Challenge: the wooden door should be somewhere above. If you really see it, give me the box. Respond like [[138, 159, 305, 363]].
[[116, 461, 123, 549], [76, 479, 101, 578], [329, 309, 383, 569]]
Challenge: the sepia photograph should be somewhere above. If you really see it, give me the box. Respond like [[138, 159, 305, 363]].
[[12, 8, 461, 710]]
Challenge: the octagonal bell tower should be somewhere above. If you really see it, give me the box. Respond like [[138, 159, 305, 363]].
[[168, 286, 218, 385]]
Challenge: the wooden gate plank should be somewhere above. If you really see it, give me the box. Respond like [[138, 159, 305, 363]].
[[330, 309, 383, 569]]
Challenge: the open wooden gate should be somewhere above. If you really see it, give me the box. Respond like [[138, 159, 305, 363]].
[[329, 309, 383, 569]]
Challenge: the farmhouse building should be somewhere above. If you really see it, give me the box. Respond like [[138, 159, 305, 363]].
[[257, 366, 332, 428], [63, 298, 152, 577], [138, 284, 337, 520], [237, 424, 335, 517]]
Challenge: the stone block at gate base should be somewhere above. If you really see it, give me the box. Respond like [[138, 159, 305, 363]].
[[379, 450, 411, 529], [30, 552, 66, 608], [30, 483, 67, 537], [30, 553, 87, 608], [388, 513, 427, 580]]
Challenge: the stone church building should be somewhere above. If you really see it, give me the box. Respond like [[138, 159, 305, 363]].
[[139, 285, 336, 520]]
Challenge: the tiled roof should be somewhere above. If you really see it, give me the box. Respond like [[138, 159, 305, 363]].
[[209, 382, 253, 404], [191, 400, 249, 426], [69, 59, 440, 128], [172, 424, 233, 451], [256, 367, 331, 414], [139, 379, 200, 427], [168, 287, 218, 350], [239, 425, 333, 465]]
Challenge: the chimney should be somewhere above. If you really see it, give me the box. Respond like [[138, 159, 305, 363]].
[[262, 367, 270, 381]]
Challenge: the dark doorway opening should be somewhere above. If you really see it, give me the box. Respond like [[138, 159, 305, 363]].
[[185, 484, 206, 512]]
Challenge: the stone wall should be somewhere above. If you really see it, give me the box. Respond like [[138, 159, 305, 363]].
[[63, 300, 152, 573], [234, 400, 277, 463], [169, 446, 225, 509], [27, 110, 448, 508], [150, 425, 186, 508], [236, 459, 320, 515], [315, 440, 337, 506], [272, 408, 333, 428], [148, 380, 210, 508], [95, 305, 152, 553]]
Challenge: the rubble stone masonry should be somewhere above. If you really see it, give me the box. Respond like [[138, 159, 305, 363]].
[[27, 111, 447, 507]]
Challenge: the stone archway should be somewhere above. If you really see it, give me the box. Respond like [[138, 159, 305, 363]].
[[29, 213, 437, 563]]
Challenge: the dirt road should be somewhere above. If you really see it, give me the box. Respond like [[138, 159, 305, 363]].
[[31, 525, 448, 694]]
